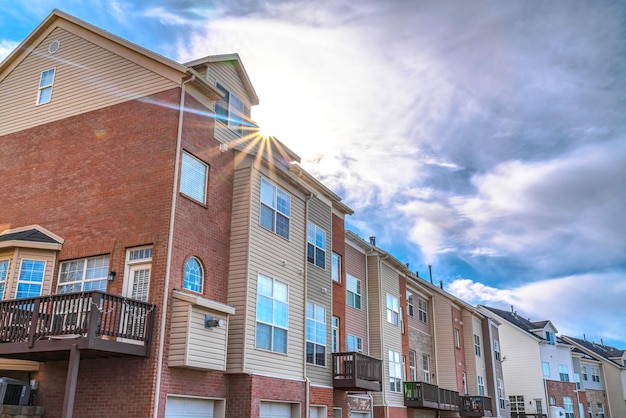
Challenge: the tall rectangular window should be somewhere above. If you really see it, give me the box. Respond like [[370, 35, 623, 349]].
[[346, 275, 361, 309], [386, 293, 399, 325], [389, 350, 402, 392], [542, 361, 550, 377], [347, 334, 362, 353], [306, 302, 326, 366], [422, 354, 430, 383], [545, 331, 555, 345], [494, 339, 501, 361], [535, 399, 543, 414], [559, 365, 570, 382], [255, 274, 288, 354], [0, 260, 9, 300], [180, 151, 208, 204], [591, 367, 600, 382], [406, 291, 414, 317], [454, 329, 460, 348], [16, 259, 45, 298], [331, 316, 339, 352], [418, 297, 428, 323], [509, 396, 525, 413], [260, 178, 290, 239], [58, 255, 109, 293], [497, 379, 505, 409], [597, 403, 604, 418], [563, 397, 574, 418], [587, 403, 592, 418], [331, 253, 341, 282], [215, 83, 246, 136], [581, 366, 588, 380], [37, 68, 55, 105], [474, 334, 481, 356], [408, 349, 417, 381], [477, 376, 485, 396], [307, 222, 326, 269]]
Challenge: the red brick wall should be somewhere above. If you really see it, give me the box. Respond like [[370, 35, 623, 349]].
[[452, 306, 466, 393], [546, 380, 581, 418], [228, 374, 305, 418], [310, 385, 333, 417], [332, 390, 348, 418]]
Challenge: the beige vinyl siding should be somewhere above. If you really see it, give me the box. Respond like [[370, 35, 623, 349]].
[[305, 197, 333, 385], [344, 243, 368, 354], [6, 248, 56, 299], [367, 254, 384, 406], [0, 27, 179, 136], [379, 263, 404, 406], [243, 167, 307, 380], [226, 162, 253, 373], [168, 299, 229, 371], [0, 249, 15, 301], [463, 312, 488, 396], [432, 294, 457, 390], [601, 362, 626, 417]]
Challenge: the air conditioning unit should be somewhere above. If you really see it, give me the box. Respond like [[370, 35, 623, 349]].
[[0, 377, 30, 405]]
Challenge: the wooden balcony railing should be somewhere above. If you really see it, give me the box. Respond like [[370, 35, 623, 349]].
[[460, 395, 493, 416], [404, 381, 459, 411], [0, 291, 156, 360], [332, 352, 382, 392]]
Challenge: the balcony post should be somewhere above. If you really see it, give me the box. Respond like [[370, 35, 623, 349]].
[[61, 343, 81, 418], [28, 298, 41, 348]]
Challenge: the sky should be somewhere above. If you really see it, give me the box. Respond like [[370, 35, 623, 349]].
[[1, 0, 625, 348]]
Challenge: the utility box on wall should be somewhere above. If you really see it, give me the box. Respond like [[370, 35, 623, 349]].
[[0, 377, 30, 406]]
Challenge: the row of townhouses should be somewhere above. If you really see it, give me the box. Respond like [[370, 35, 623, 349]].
[[0, 9, 623, 418]]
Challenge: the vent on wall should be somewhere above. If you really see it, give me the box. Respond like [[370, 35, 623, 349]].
[[48, 40, 60, 54]]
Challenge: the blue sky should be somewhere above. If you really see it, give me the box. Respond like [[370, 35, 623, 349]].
[[1, 1, 625, 348]]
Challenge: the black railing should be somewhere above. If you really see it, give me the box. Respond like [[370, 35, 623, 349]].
[[332, 352, 382, 392], [460, 395, 493, 416], [404, 381, 459, 411]]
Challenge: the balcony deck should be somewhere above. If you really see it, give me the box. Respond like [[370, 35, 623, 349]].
[[0, 291, 156, 361], [460, 395, 494, 417], [332, 352, 382, 392], [404, 382, 459, 411]]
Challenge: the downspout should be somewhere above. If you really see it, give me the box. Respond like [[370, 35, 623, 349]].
[[303, 193, 312, 418], [152, 75, 195, 418]]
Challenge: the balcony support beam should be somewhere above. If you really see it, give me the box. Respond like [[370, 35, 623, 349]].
[[62, 343, 81, 418]]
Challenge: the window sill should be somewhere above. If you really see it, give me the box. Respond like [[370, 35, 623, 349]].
[[179, 192, 208, 208]]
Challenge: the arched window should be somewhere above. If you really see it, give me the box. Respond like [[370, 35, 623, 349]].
[[183, 257, 203, 293]]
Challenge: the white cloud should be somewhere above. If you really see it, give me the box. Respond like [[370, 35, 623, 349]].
[[0, 40, 18, 62]]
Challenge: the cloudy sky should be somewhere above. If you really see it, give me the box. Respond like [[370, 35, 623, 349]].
[[1, 0, 625, 348]]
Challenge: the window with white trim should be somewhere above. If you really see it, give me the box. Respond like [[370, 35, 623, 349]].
[[542, 361, 550, 377], [406, 291, 414, 317], [331, 253, 341, 282], [183, 257, 203, 293], [58, 255, 108, 293], [256, 274, 288, 354], [477, 375, 485, 395], [494, 339, 501, 361], [37, 68, 55, 105], [346, 275, 361, 309], [510, 395, 525, 413], [331, 316, 339, 352], [180, 151, 208, 203], [454, 328, 460, 348], [347, 334, 362, 353], [418, 297, 428, 323], [581, 366, 588, 380], [386, 293, 399, 325], [497, 379, 505, 409], [306, 302, 326, 366], [563, 396, 574, 418], [0, 260, 9, 300], [389, 350, 402, 392], [597, 403, 604, 418], [587, 402, 592, 418], [535, 399, 543, 414], [408, 349, 417, 381], [591, 367, 600, 382], [125, 247, 152, 302], [260, 178, 290, 239], [545, 331, 555, 345], [307, 222, 326, 269], [17, 259, 46, 298], [559, 364, 570, 382], [474, 334, 481, 356], [215, 83, 246, 136], [422, 354, 431, 383]]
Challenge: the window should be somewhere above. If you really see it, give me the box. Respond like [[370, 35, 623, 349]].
[[563, 397, 574, 418], [347, 334, 362, 353], [331, 316, 339, 352], [386, 294, 399, 325], [574, 373, 581, 390], [542, 361, 550, 377], [389, 350, 402, 392], [260, 178, 290, 239], [597, 403, 604, 418], [126, 247, 152, 302], [581, 366, 588, 380], [559, 365, 570, 382], [307, 222, 326, 269], [180, 151, 208, 203], [474, 334, 481, 356], [454, 328, 460, 348], [535, 399, 543, 414], [509, 396, 525, 413], [306, 302, 326, 366], [408, 350, 417, 381], [346, 275, 361, 309], [549, 396, 556, 405], [497, 379, 505, 409], [418, 297, 428, 323], [477, 376, 485, 396], [58, 255, 109, 293], [422, 354, 430, 383], [256, 274, 288, 353], [590, 366, 600, 382], [0, 260, 9, 300], [587, 403, 592, 418], [37, 68, 55, 105], [16, 259, 45, 298], [331, 253, 341, 282], [406, 292, 414, 317], [545, 331, 555, 345], [494, 339, 501, 361], [183, 257, 203, 293], [215, 83, 246, 136]]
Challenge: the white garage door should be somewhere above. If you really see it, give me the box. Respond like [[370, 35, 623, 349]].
[[260, 401, 292, 418], [165, 396, 214, 418]]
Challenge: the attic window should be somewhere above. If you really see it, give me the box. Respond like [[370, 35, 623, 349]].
[[215, 83, 245, 136], [37, 68, 56, 105]]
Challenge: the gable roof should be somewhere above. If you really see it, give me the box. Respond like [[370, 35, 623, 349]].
[[480, 306, 559, 343], [0, 225, 63, 250], [563, 336, 625, 367]]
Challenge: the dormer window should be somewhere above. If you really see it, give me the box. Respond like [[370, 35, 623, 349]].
[[545, 331, 555, 345], [37, 68, 56, 105], [215, 83, 246, 136]]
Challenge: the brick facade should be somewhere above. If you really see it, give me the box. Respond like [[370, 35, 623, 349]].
[[546, 380, 581, 418]]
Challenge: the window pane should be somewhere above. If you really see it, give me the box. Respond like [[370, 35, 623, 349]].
[[183, 257, 203, 292], [38, 87, 53, 104], [256, 295, 273, 323], [260, 179, 275, 207], [273, 327, 287, 353], [256, 322, 271, 350], [258, 275, 273, 297], [274, 281, 288, 302], [315, 248, 325, 269], [273, 301, 288, 328], [260, 204, 275, 231], [40, 69, 55, 87], [180, 152, 208, 203], [276, 214, 289, 239], [276, 189, 291, 216]]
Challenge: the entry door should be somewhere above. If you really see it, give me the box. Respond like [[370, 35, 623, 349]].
[[126, 264, 151, 302]]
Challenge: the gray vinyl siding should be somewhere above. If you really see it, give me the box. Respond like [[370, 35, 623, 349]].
[[243, 167, 307, 380], [305, 197, 333, 385], [0, 27, 178, 136], [226, 163, 253, 373], [344, 244, 368, 354]]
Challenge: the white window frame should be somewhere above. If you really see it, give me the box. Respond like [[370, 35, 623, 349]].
[[124, 246, 152, 302], [454, 328, 461, 348], [58, 255, 109, 294], [180, 151, 208, 204], [37, 68, 56, 105], [16, 259, 46, 299], [331, 253, 341, 282], [389, 350, 402, 393], [494, 339, 501, 361], [0, 259, 9, 300], [474, 334, 481, 356], [497, 379, 505, 409], [510, 395, 525, 413], [307, 222, 326, 269], [347, 334, 362, 353], [581, 365, 588, 380], [422, 354, 431, 383], [546, 331, 555, 345], [386, 293, 399, 325], [418, 297, 428, 323], [215, 82, 246, 136], [306, 302, 326, 366], [331, 316, 339, 352], [408, 349, 417, 381], [542, 361, 550, 377], [183, 256, 204, 293], [591, 367, 600, 382], [597, 403, 604, 418], [255, 274, 289, 354], [346, 275, 361, 310], [559, 364, 570, 382], [477, 375, 485, 396], [563, 396, 574, 418], [406, 291, 414, 317], [260, 178, 291, 239]]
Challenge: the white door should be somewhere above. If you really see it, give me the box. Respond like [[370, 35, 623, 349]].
[[260, 402, 291, 418], [165, 396, 214, 418], [127, 264, 151, 301]]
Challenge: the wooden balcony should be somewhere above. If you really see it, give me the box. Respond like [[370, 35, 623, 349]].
[[404, 382, 459, 411], [332, 352, 382, 392], [0, 291, 156, 361], [460, 395, 494, 417]]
